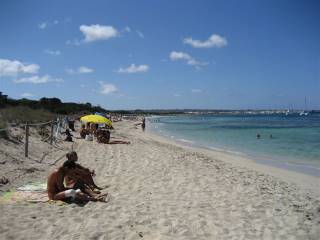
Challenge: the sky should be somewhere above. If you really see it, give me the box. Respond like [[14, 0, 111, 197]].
[[0, 0, 319, 110]]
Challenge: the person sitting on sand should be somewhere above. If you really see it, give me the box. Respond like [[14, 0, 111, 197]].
[[80, 125, 90, 139], [47, 159, 106, 202], [62, 129, 73, 142], [104, 130, 130, 144], [90, 123, 99, 136], [64, 151, 104, 196]]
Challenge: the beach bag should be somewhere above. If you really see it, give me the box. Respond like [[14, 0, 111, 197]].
[[85, 134, 93, 141]]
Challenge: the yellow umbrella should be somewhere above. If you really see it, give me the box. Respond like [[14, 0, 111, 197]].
[[80, 114, 112, 126]]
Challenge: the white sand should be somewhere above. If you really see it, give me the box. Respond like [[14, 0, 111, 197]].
[[1, 120, 320, 239]]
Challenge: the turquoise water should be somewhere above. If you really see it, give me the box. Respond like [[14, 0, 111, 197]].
[[148, 114, 320, 176]]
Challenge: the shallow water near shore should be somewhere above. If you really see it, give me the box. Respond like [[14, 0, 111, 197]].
[[148, 114, 320, 177]]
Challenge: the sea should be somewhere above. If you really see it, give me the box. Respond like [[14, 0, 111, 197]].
[[148, 113, 320, 177]]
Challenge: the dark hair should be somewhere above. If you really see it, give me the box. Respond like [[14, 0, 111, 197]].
[[62, 159, 76, 169], [66, 151, 77, 160]]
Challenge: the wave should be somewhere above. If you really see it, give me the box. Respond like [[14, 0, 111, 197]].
[[177, 138, 194, 144]]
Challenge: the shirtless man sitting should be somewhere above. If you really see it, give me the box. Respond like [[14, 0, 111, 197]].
[[47, 159, 106, 202]]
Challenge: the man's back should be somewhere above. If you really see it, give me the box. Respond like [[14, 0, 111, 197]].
[[47, 169, 64, 199]]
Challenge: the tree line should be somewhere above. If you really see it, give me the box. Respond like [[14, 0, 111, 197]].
[[0, 97, 107, 115]]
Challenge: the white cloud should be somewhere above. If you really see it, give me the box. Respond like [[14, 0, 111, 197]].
[[118, 64, 149, 73], [170, 51, 191, 61], [66, 66, 94, 74], [173, 93, 182, 97], [99, 81, 117, 95], [191, 89, 202, 93], [38, 20, 59, 30], [78, 66, 94, 73], [169, 51, 207, 67], [183, 34, 227, 48], [0, 58, 39, 76], [187, 59, 200, 65], [44, 49, 61, 56], [21, 93, 34, 98], [14, 75, 63, 84], [80, 24, 118, 42], [38, 22, 47, 29], [66, 39, 81, 46], [136, 30, 144, 39], [80, 84, 85, 88]]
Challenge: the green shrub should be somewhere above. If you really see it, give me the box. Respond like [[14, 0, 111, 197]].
[[0, 106, 55, 123], [2, 97, 107, 115]]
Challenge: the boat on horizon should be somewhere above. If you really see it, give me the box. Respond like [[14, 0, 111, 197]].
[[299, 97, 309, 116]]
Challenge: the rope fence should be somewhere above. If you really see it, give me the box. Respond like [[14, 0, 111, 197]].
[[0, 117, 68, 157], [28, 120, 54, 126]]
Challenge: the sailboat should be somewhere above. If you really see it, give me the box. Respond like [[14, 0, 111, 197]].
[[299, 97, 309, 116], [285, 104, 293, 116], [285, 109, 290, 116]]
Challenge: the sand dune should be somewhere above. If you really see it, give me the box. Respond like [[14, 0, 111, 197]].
[[1, 120, 320, 239]]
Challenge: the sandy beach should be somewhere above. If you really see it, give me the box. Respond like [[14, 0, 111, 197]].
[[1, 120, 320, 239]]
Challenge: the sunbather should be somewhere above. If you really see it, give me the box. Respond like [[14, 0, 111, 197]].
[[97, 129, 130, 144], [80, 125, 90, 139], [62, 129, 73, 142], [47, 159, 106, 202], [64, 151, 104, 196]]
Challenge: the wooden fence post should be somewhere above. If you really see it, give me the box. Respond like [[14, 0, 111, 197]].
[[25, 122, 29, 157], [50, 120, 54, 144]]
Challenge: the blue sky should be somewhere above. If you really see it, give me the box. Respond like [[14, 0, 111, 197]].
[[0, 0, 319, 110]]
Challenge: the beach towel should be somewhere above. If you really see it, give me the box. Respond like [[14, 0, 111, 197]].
[[0, 182, 66, 205], [0, 190, 48, 204], [17, 182, 47, 192]]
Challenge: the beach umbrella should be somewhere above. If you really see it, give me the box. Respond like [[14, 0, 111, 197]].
[[80, 114, 112, 126]]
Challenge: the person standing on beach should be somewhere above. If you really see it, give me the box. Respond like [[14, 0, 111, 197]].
[[141, 117, 146, 131]]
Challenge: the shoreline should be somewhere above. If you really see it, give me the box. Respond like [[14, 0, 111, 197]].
[[146, 115, 320, 178], [145, 124, 320, 197]]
